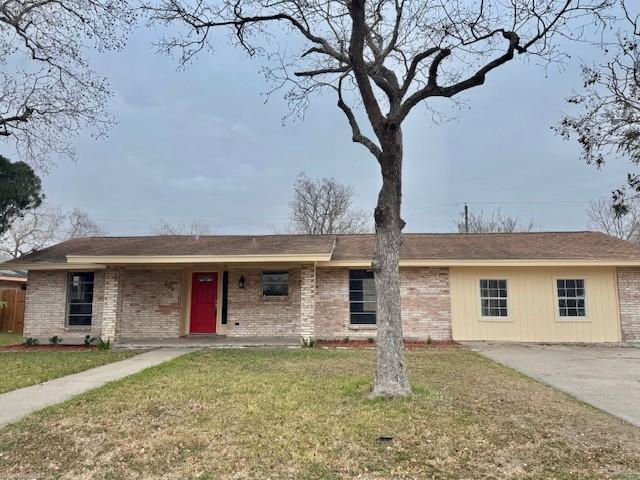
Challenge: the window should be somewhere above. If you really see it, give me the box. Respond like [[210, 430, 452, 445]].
[[349, 270, 376, 325], [67, 272, 94, 326], [480, 279, 508, 317], [262, 271, 288, 296], [557, 279, 586, 317]]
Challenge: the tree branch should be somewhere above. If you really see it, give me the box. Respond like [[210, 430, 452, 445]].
[[398, 31, 522, 121], [337, 76, 382, 159]]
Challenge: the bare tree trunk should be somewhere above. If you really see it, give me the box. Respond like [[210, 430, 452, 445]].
[[371, 128, 411, 397]]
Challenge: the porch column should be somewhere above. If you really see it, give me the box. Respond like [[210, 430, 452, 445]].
[[102, 268, 122, 342], [300, 263, 316, 339]]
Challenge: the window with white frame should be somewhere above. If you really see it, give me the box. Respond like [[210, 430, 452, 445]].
[[556, 279, 586, 317], [479, 279, 508, 317]]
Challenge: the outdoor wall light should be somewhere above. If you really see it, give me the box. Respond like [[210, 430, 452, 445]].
[[238, 275, 245, 289]]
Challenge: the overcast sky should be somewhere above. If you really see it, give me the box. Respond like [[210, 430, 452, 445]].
[[0, 25, 631, 236]]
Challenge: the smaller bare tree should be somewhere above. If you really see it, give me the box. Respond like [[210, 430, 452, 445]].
[[0, 205, 104, 259], [65, 209, 105, 239], [152, 219, 213, 235], [587, 196, 640, 241], [289, 173, 371, 234], [458, 208, 535, 233]]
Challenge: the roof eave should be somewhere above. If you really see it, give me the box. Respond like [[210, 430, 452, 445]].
[[319, 259, 640, 267], [66, 253, 332, 264]]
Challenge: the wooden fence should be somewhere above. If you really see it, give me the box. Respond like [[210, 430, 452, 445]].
[[0, 288, 25, 333]]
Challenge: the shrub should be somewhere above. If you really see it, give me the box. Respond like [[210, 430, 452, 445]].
[[97, 338, 111, 351], [342, 336, 350, 343], [84, 335, 97, 347], [24, 337, 38, 346], [426, 335, 433, 345], [367, 337, 375, 344], [300, 336, 317, 348], [49, 335, 63, 345]]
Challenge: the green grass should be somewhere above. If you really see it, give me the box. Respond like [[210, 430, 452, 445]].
[[0, 332, 21, 346], [1, 348, 639, 479], [0, 350, 139, 394]]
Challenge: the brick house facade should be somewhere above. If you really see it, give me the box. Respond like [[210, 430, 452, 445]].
[[9, 232, 640, 344], [22, 265, 455, 342]]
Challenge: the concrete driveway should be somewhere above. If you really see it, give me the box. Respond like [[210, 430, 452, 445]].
[[467, 343, 640, 427]]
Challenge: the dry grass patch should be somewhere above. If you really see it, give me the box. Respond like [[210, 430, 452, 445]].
[[0, 350, 139, 394], [0, 348, 639, 479]]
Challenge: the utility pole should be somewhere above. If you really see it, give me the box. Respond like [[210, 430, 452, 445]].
[[464, 203, 469, 234]]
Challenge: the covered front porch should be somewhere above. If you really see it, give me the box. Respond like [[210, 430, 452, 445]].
[[100, 262, 317, 342]]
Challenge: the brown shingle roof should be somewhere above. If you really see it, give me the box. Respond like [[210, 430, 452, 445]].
[[4, 231, 640, 265], [5, 235, 336, 264], [331, 231, 640, 261]]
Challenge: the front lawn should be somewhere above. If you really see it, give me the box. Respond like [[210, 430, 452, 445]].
[[0, 332, 21, 346], [0, 350, 138, 394], [1, 348, 639, 479]]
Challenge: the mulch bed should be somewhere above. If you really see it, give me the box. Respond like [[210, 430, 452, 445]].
[[0, 344, 96, 352], [316, 339, 460, 349]]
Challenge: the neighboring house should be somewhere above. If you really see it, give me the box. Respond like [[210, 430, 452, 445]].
[[2, 232, 640, 344], [0, 269, 27, 290]]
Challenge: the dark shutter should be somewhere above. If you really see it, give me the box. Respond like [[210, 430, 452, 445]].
[[221, 271, 229, 325]]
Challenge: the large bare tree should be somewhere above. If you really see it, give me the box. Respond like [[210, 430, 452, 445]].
[[558, 0, 639, 213], [145, 0, 612, 397], [587, 195, 640, 240], [0, 0, 135, 166], [289, 173, 370, 234]]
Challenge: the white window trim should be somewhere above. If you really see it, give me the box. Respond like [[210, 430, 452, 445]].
[[553, 277, 590, 323], [478, 277, 511, 322]]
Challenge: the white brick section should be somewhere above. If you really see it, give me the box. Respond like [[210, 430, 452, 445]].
[[300, 263, 316, 339], [101, 268, 122, 342]]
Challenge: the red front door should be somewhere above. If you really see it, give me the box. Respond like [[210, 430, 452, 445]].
[[190, 272, 218, 334]]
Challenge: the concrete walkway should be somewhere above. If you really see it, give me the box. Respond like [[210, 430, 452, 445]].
[[0, 347, 195, 427], [468, 343, 640, 427]]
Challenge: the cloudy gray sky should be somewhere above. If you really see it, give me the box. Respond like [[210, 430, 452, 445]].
[[0, 25, 631, 235]]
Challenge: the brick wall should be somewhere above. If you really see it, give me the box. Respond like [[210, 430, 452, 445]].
[[314, 267, 453, 341], [24, 265, 454, 342], [400, 268, 452, 340], [23, 270, 105, 342], [315, 268, 352, 338], [118, 269, 182, 339], [226, 268, 301, 337], [617, 267, 640, 342]]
